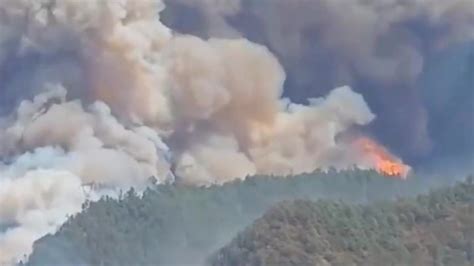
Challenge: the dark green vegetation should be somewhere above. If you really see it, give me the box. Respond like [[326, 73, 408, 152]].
[[211, 178, 474, 266], [25, 170, 469, 266]]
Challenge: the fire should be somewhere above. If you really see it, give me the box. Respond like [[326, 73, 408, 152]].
[[353, 137, 410, 179]]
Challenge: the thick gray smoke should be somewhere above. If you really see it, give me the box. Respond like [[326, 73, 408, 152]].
[[0, 0, 399, 264], [162, 0, 474, 163]]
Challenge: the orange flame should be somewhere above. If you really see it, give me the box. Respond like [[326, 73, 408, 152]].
[[353, 137, 410, 179]]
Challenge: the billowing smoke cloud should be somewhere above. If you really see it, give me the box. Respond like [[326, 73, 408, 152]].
[[0, 168, 84, 264], [0, 85, 173, 264], [0, 0, 393, 263], [161, 0, 474, 163]]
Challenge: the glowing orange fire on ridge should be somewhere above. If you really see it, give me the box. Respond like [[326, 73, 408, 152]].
[[353, 137, 410, 179]]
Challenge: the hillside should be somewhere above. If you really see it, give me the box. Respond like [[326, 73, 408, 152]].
[[23, 170, 465, 266], [211, 179, 474, 266]]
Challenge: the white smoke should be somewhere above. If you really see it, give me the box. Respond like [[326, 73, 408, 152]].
[[0, 168, 84, 265], [0, 85, 173, 264], [0, 0, 383, 263]]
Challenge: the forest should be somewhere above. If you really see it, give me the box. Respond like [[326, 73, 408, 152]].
[[24, 170, 472, 265], [211, 178, 474, 266]]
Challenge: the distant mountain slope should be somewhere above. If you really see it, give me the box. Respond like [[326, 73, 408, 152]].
[[25, 170, 467, 266], [211, 179, 474, 266]]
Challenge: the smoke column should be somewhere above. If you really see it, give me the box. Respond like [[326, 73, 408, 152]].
[[0, 0, 415, 263], [162, 0, 474, 165]]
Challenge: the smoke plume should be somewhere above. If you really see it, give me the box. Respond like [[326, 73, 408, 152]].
[[162, 0, 474, 163], [0, 0, 410, 263]]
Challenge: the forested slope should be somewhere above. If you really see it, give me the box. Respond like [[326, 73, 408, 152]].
[[25, 170, 467, 265], [211, 179, 474, 266]]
